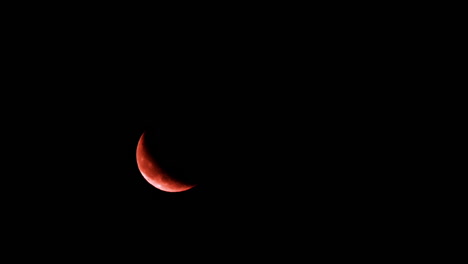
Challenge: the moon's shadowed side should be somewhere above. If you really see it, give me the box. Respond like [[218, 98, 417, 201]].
[[136, 132, 196, 192]]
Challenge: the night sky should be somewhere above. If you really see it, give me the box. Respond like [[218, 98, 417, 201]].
[[4, 18, 402, 260], [14, 88, 375, 256]]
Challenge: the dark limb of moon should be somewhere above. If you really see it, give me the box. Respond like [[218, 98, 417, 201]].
[[136, 132, 196, 192]]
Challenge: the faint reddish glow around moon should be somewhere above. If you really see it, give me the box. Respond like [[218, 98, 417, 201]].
[[136, 132, 195, 192]]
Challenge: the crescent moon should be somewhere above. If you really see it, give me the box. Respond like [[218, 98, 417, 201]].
[[136, 132, 196, 192]]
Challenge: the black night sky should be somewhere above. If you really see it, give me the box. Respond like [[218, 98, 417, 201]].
[[4, 15, 403, 260], [15, 80, 377, 255]]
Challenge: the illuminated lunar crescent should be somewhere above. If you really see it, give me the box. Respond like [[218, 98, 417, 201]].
[[136, 132, 195, 192]]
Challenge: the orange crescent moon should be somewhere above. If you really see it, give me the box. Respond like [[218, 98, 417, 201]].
[[136, 132, 196, 192]]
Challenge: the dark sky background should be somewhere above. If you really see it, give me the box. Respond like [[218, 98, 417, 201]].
[[3, 15, 408, 260], [13, 76, 384, 257]]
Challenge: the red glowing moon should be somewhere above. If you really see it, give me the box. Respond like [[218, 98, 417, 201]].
[[136, 132, 196, 192]]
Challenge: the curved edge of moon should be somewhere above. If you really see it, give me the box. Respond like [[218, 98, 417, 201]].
[[136, 132, 196, 192]]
